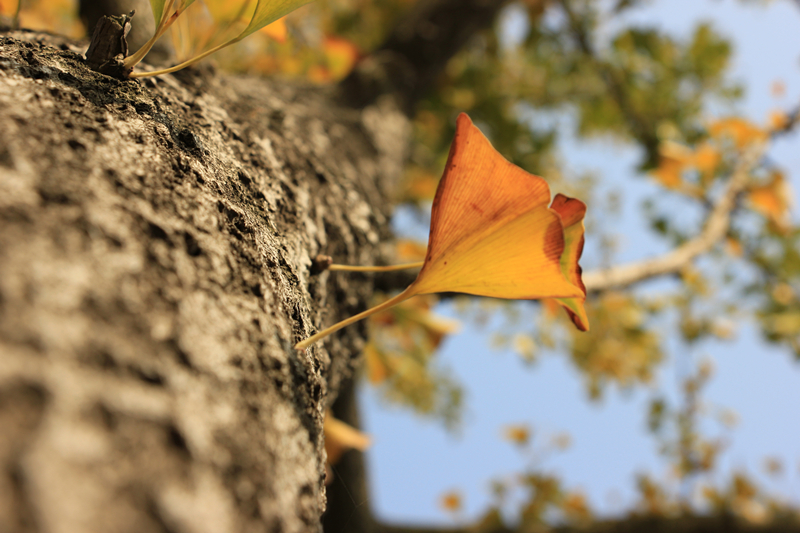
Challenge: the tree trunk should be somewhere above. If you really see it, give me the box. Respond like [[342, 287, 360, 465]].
[[0, 30, 409, 533]]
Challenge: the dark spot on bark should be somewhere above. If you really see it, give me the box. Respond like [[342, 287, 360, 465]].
[[134, 101, 153, 115], [147, 223, 169, 241], [89, 349, 117, 370], [94, 403, 117, 429], [83, 126, 102, 143], [177, 128, 202, 152], [67, 139, 86, 152], [238, 170, 251, 186], [37, 188, 72, 204], [183, 232, 201, 256], [167, 425, 190, 457], [172, 345, 193, 369], [135, 367, 165, 386], [270, 518, 284, 533], [0, 145, 13, 169], [270, 109, 285, 129], [251, 283, 263, 297], [8, 463, 40, 532]]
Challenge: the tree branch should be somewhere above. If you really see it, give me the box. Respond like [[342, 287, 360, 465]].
[[582, 141, 766, 293]]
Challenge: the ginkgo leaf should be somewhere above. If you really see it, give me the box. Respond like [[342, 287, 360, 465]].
[[294, 113, 587, 350], [149, 0, 168, 25], [150, 0, 196, 25], [652, 141, 691, 189], [410, 114, 583, 300], [237, 0, 313, 40], [708, 117, 767, 149], [549, 193, 589, 331], [747, 171, 794, 232]]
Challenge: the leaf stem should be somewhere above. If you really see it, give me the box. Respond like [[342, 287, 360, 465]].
[[294, 287, 417, 350], [129, 35, 243, 78], [328, 261, 424, 273], [123, 5, 180, 70]]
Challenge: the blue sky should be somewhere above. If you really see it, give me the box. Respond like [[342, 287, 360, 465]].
[[358, 0, 800, 526]]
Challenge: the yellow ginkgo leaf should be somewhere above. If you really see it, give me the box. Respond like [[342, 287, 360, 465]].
[[295, 113, 587, 350], [410, 114, 583, 300], [747, 171, 794, 232], [652, 141, 692, 189], [709, 117, 768, 149]]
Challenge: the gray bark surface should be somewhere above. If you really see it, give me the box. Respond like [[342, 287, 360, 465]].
[[0, 31, 409, 533]]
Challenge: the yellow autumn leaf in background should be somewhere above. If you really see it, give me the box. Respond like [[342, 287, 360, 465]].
[[502, 424, 531, 446], [260, 16, 287, 42], [652, 139, 721, 193], [2, 0, 82, 37], [768, 110, 789, 132], [691, 142, 721, 184], [306, 36, 360, 83], [709, 117, 768, 149], [746, 171, 794, 232], [652, 141, 692, 189], [395, 239, 429, 262], [439, 491, 463, 513], [323, 411, 370, 482]]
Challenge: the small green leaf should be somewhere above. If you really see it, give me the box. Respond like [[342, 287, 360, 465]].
[[237, 0, 314, 41], [149, 0, 166, 25]]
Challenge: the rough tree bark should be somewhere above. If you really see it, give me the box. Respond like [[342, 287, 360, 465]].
[[0, 0, 508, 531], [0, 28, 407, 533]]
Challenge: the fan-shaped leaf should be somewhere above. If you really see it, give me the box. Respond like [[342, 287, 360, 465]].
[[294, 113, 587, 350], [237, 0, 313, 40], [410, 113, 583, 300]]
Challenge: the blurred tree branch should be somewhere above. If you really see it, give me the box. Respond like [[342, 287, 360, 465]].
[[340, 0, 517, 112], [558, 0, 661, 166], [582, 141, 765, 292]]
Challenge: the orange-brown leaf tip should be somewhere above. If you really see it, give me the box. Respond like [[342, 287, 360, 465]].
[[324, 412, 371, 468], [549, 193, 589, 331], [409, 113, 584, 301]]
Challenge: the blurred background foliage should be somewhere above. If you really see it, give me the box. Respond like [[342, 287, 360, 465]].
[[3, 0, 799, 529]]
